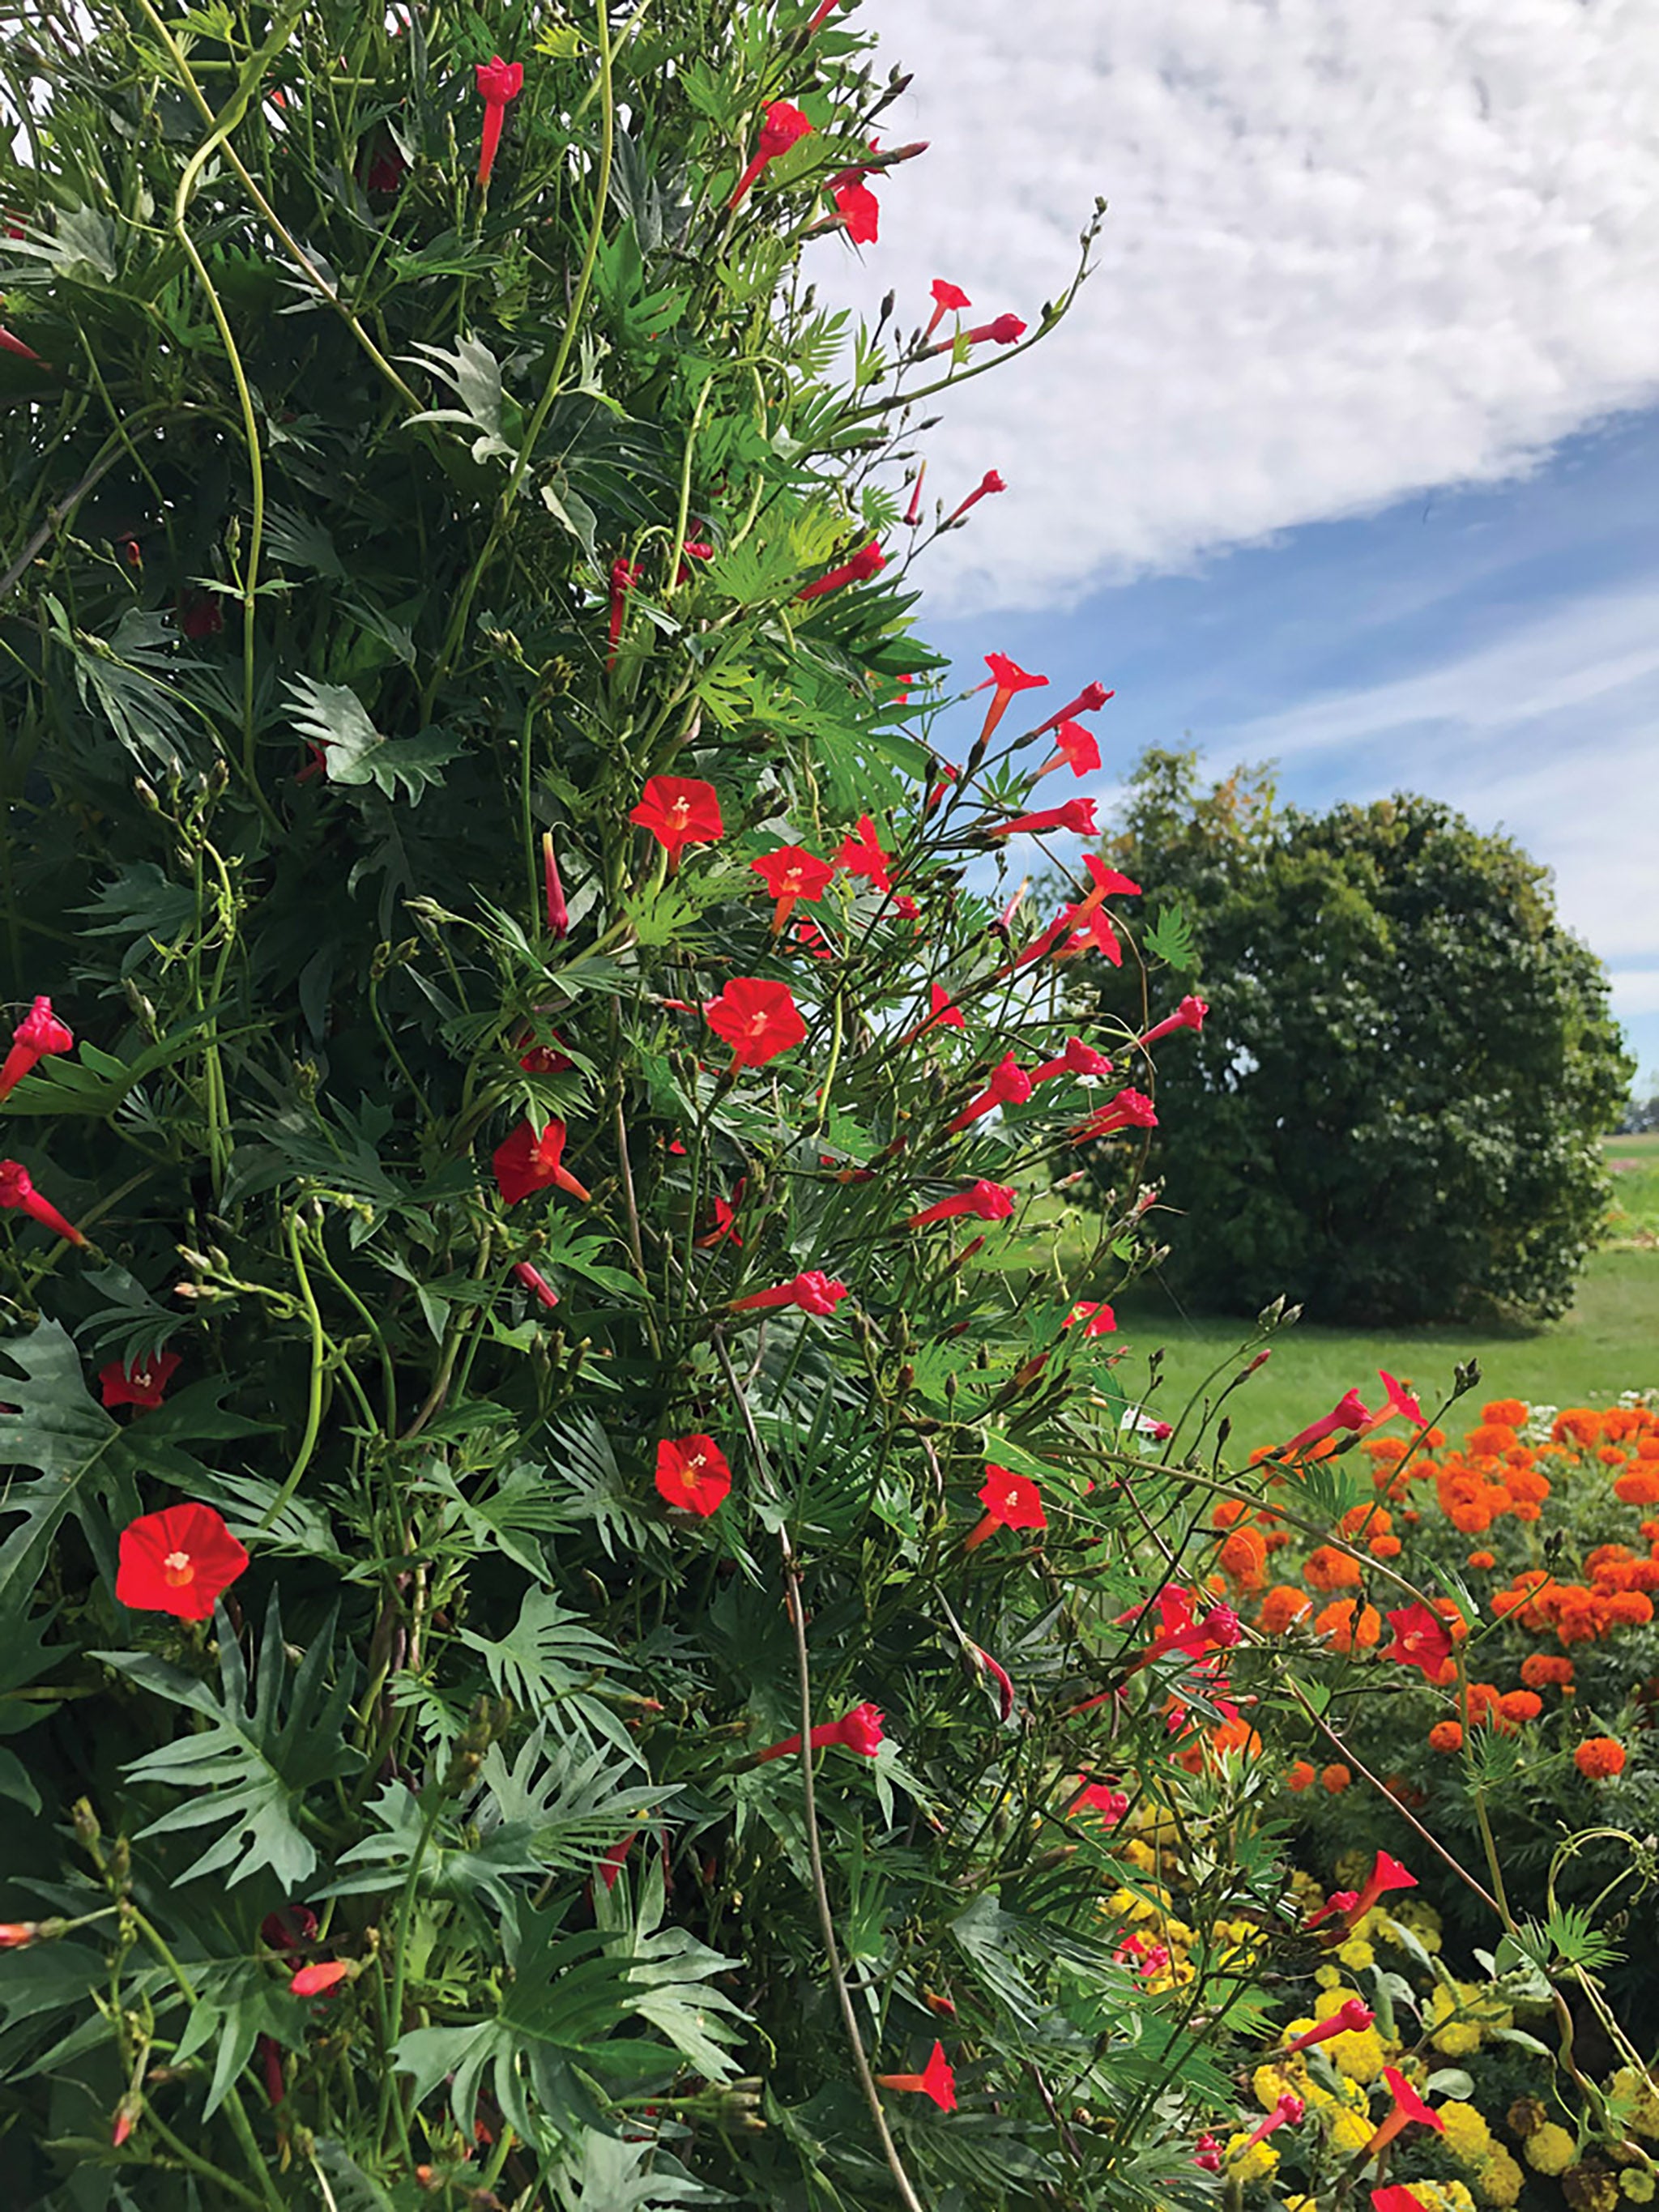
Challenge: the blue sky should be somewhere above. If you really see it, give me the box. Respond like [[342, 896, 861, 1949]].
[[915, 406, 1659, 1080], [820, 0, 1659, 1089]]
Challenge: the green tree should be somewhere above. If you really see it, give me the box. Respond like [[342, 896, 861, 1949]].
[[1073, 749, 1633, 1325]]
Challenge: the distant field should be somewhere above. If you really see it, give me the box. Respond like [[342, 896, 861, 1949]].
[[1606, 1130, 1659, 1245], [994, 1157, 1659, 1454]]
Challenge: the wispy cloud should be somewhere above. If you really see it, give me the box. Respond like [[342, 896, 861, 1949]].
[[821, 0, 1659, 614]]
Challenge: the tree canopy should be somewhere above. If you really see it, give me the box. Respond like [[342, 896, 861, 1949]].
[[1071, 749, 1633, 1324]]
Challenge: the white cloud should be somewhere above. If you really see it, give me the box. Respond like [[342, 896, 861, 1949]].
[[817, 0, 1659, 613]]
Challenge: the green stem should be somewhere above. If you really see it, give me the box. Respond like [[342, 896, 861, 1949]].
[[257, 1209, 327, 1532]]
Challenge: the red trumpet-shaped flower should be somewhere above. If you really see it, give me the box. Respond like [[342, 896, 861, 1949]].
[[1069, 1779, 1128, 1821], [1383, 1601, 1452, 1679], [1137, 995, 1209, 1051], [731, 1270, 849, 1316], [704, 977, 806, 1069], [542, 831, 569, 938], [1036, 719, 1102, 779], [629, 775, 724, 865], [923, 277, 971, 339], [0, 996, 73, 1100], [798, 539, 885, 600], [969, 1643, 1016, 1720], [876, 2040, 956, 2111], [1069, 1088, 1157, 1141], [988, 798, 1098, 841], [493, 1119, 591, 1205], [757, 1700, 885, 1763], [1344, 1850, 1417, 1924], [474, 57, 523, 189], [116, 1502, 249, 1622], [1194, 2134, 1223, 2173], [1030, 681, 1114, 739], [966, 313, 1026, 346], [1120, 1585, 1235, 1668], [1303, 1889, 1360, 1930], [290, 1961, 352, 1998], [948, 1051, 1031, 1132], [1282, 1997, 1375, 2055], [696, 1193, 742, 1247], [1242, 2093, 1305, 2150], [1367, 2068, 1444, 2157], [976, 652, 1047, 744], [833, 174, 880, 243], [99, 1350, 181, 1411], [752, 845, 836, 934], [1064, 1301, 1117, 1338], [806, 0, 851, 31], [1054, 854, 1143, 965], [903, 462, 928, 527], [836, 812, 893, 893], [945, 470, 1005, 526], [1274, 1385, 1371, 1458], [606, 557, 640, 669], [0, 1159, 87, 1246], [964, 1463, 1046, 1549], [1372, 2192, 1434, 2212], [911, 982, 965, 1039], [655, 1434, 732, 1517], [1030, 1036, 1112, 1084], [511, 1261, 561, 1311], [0, 326, 43, 364], [908, 1179, 1016, 1229], [1373, 1369, 1425, 1428], [729, 100, 814, 210]]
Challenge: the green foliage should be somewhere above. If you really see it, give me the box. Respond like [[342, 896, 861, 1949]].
[[1071, 749, 1634, 1323]]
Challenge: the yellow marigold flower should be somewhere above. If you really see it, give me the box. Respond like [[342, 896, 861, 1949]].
[[1622, 2172, 1656, 2202], [1337, 1937, 1376, 1971], [1224, 2134, 1279, 2183], [1121, 1838, 1157, 1872], [1440, 2102, 1494, 2165], [1478, 2150, 1530, 2203], [1473, 2150, 1525, 2207], [1382, 1897, 1444, 1953], [1414, 2183, 1477, 2212], [1314, 1984, 1365, 2019], [1253, 2061, 1309, 2111], [1284, 2197, 1316, 2212], [1328, 2108, 1373, 2154], [1315, 1963, 1344, 1989], [1427, 1985, 1483, 2056], [1612, 2070, 1659, 2141], [1525, 2124, 1577, 2176]]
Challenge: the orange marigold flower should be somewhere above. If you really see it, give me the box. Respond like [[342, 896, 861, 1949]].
[[1370, 1534, 1403, 1558], [1287, 1758, 1316, 1792], [1467, 1550, 1496, 1569], [1574, 1736, 1627, 1780], [1599, 1445, 1628, 1467], [1260, 1584, 1314, 1634], [1218, 1526, 1268, 1588], [1465, 1682, 1501, 1723], [1614, 1469, 1659, 1506], [1637, 1437, 1659, 1460], [1320, 1763, 1351, 1793], [1601, 1590, 1653, 1627], [1587, 1543, 1634, 1574], [1553, 1409, 1603, 1448], [1315, 1599, 1381, 1654], [1212, 1498, 1249, 1529], [1519, 1653, 1575, 1689], [1497, 1689, 1542, 1724], [1305, 1545, 1362, 1591], [1427, 1720, 1463, 1753], [1469, 1423, 1519, 1457], [1482, 1398, 1529, 1427]]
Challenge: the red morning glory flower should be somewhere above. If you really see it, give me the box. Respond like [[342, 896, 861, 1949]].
[[1068, 1088, 1158, 1142], [1367, 2068, 1445, 2156], [731, 1270, 850, 1316], [493, 1119, 591, 1205], [798, 540, 885, 600], [0, 1159, 87, 1246], [1031, 1037, 1112, 1084], [1137, 995, 1209, 1051], [655, 1434, 733, 1516], [965, 313, 1026, 346], [1344, 1849, 1418, 1924], [629, 776, 724, 865], [756, 1699, 885, 1764], [1383, 1601, 1452, 1678], [1030, 681, 1114, 739], [947, 1051, 1031, 1132], [290, 1961, 352, 1998], [907, 1179, 1016, 1229], [976, 652, 1047, 745], [876, 2041, 957, 2110], [1069, 1779, 1128, 1821], [99, 1350, 181, 1411], [474, 57, 523, 189], [116, 1502, 249, 1621], [833, 175, 880, 242], [752, 845, 836, 934], [1282, 1997, 1375, 2055], [0, 996, 73, 1101], [1274, 1386, 1372, 1458], [911, 982, 965, 1038], [1374, 1369, 1426, 1427], [703, 978, 806, 1069], [964, 1463, 1047, 1549], [1064, 1301, 1117, 1338], [729, 100, 814, 210], [511, 1261, 561, 1311], [923, 278, 971, 339], [989, 797, 1099, 840], [1035, 719, 1103, 780], [836, 813, 894, 893], [944, 469, 1005, 526], [542, 830, 569, 939]]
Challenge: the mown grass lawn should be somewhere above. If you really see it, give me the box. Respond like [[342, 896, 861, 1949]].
[[993, 1142, 1659, 1453]]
